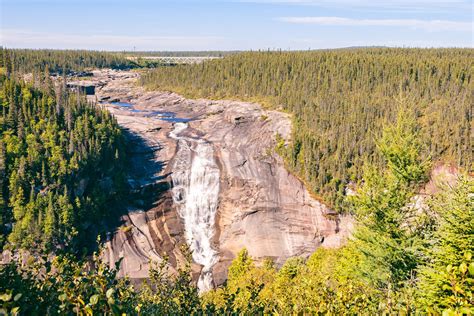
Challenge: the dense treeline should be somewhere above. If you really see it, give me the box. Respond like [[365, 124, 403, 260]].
[[0, 47, 471, 314], [141, 48, 473, 210], [201, 110, 473, 314], [124, 51, 238, 57], [0, 68, 126, 251], [0, 244, 202, 315], [0, 48, 237, 76], [1, 111, 472, 314], [0, 48, 132, 75]]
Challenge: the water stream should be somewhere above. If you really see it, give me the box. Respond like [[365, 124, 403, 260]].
[[108, 101, 192, 123], [107, 101, 220, 291], [170, 122, 220, 292]]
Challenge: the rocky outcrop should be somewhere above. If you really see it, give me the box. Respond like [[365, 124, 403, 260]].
[[91, 69, 353, 288], [188, 100, 353, 285]]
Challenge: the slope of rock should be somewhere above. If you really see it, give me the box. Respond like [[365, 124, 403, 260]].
[[91, 69, 353, 288]]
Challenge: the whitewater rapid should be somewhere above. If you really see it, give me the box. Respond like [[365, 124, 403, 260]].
[[170, 122, 220, 292]]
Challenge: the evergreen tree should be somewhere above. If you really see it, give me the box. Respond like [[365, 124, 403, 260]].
[[338, 107, 433, 312], [0, 140, 6, 247], [141, 48, 473, 210], [0, 64, 126, 252], [417, 177, 474, 314]]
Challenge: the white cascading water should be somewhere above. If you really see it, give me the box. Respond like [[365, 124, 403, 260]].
[[170, 122, 220, 292]]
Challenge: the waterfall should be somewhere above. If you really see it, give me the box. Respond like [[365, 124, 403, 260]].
[[170, 122, 220, 292]]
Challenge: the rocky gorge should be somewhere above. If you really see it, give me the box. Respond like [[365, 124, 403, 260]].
[[88, 69, 353, 290]]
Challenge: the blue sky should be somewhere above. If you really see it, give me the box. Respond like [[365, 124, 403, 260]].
[[1, 0, 472, 50]]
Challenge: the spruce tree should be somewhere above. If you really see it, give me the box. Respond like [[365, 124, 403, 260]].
[[417, 177, 474, 314], [345, 106, 431, 310], [0, 140, 6, 247]]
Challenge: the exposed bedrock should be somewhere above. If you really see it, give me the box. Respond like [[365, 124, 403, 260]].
[[93, 70, 353, 288]]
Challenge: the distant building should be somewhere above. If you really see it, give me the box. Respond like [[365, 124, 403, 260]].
[[67, 82, 96, 95]]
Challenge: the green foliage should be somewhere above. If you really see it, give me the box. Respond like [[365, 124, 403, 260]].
[[0, 48, 132, 75], [226, 248, 254, 286], [49, 254, 136, 315], [0, 245, 136, 315], [141, 48, 473, 211], [124, 51, 235, 57], [201, 107, 472, 314], [137, 244, 201, 315], [203, 249, 275, 315], [418, 177, 474, 314], [347, 107, 430, 290], [377, 102, 430, 184], [208, 249, 273, 314], [203, 246, 381, 314], [0, 71, 126, 251], [0, 242, 210, 315], [0, 48, 471, 314]]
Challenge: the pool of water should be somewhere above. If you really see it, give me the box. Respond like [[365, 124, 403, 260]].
[[107, 101, 192, 123], [110, 101, 133, 108], [151, 111, 192, 123]]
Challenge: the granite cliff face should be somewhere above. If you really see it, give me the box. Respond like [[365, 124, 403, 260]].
[[91, 70, 353, 289]]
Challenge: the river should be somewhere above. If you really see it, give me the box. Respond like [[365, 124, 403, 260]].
[[110, 101, 220, 292]]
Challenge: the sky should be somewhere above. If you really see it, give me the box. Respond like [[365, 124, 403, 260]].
[[1, 0, 473, 51]]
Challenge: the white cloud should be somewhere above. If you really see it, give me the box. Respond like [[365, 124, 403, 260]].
[[0, 29, 225, 50], [239, 0, 467, 6], [237, 0, 471, 12], [277, 17, 472, 32]]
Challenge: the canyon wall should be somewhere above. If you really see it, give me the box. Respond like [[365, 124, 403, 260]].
[[93, 70, 353, 289]]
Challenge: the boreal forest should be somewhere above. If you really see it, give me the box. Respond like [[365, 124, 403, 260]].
[[0, 48, 472, 315], [141, 48, 473, 210]]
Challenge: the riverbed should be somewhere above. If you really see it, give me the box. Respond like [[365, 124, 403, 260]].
[[90, 69, 353, 290]]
